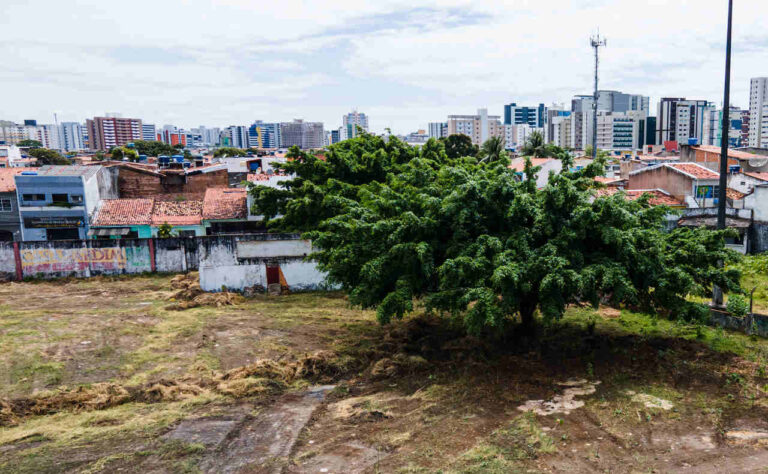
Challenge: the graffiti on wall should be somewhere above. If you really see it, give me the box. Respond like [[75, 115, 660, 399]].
[[20, 247, 150, 274]]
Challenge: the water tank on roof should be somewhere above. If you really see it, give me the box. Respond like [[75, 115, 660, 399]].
[[158, 155, 170, 166], [138, 154, 148, 162], [688, 138, 699, 146], [20, 171, 38, 175], [182, 161, 191, 168], [172, 154, 184, 163]]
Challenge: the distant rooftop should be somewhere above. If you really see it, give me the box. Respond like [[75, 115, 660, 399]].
[[33, 165, 100, 179]]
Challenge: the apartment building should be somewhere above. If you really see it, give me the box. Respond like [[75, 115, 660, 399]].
[[749, 77, 768, 148], [656, 98, 713, 145], [702, 107, 745, 147], [342, 110, 368, 139], [503, 103, 546, 127], [446, 109, 503, 146], [280, 120, 324, 149], [86, 116, 143, 150], [428, 122, 447, 139]]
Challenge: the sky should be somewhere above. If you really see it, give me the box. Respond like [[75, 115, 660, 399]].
[[2, 0, 767, 135]]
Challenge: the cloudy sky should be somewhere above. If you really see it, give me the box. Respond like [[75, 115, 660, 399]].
[[3, 0, 767, 134]]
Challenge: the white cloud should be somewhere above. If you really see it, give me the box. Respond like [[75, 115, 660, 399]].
[[1, 0, 767, 133]]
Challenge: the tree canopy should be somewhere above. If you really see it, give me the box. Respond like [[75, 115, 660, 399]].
[[249, 133, 740, 335], [131, 140, 177, 157], [110, 146, 139, 162], [28, 148, 71, 165], [439, 134, 479, 160], [17, 139, 42, 148], [213, 147, 248, 158]]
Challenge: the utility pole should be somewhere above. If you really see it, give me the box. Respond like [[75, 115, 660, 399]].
[[713, 0, 734, 308], [717, 0, 733, 230], [590, 32, 607, 159]]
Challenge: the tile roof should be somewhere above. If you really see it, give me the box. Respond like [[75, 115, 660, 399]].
[[744, 172, 768, 182], [596, 187, 683, 207], [594, 176, 625, 185], [151, 200, 203, 226], [93, 199, 154, 226], [694, 145, 761, 160], [726, 188, 747, 200], [508, 157, 555, 173], [0, 168, 37, 193], [668, 163, 719, 179], [202, 188, 247, 220]]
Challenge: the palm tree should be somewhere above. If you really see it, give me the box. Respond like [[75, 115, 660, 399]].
[[479, 136, 507, 163], [520, 131, 547, 157]]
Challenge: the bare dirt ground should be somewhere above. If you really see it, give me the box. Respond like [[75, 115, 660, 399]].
[[1, 275, 767, 473]]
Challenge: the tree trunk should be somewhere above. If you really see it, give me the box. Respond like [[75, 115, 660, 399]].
[[519, 300, 537, 331]]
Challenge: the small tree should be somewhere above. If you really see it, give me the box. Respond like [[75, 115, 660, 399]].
[[157, 223, 175, 238], [520, 131, 547, 157], [213, 147, 247, 158], [28, 148, 71, 165]]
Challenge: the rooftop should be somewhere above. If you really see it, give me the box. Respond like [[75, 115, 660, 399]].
[[693, 145, 762, 161], [202, 188, 247, 220], [630, 162, 719, 180], [151, 200, 203, 226], [33, 165, 100, 179], [596, 187, 684, 207], [0, 168, 37, 193], [93, 199, 154, 226], [745, 171, 768, 182], [508, 157, 555, 173]]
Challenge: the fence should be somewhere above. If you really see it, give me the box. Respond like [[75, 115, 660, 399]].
[[0, 234, 327, 292]]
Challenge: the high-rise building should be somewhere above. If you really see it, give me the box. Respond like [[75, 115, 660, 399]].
[[504, 124, 543, 151], [221, 126, 249, 149], [549, 115, 572, 149], [342, 110, 368, 139], [503, 103, 547, 127], [38, 124, 61, 150], [142, 124, 157, 142], [703, 107, 746, 147], [749, 77, 768, 148], [595, 112, 642, 151], [428, 122, 447, 139], [85, 116, 143, 150], [446, 109, 503, 146], [60, 122, 85, 151], [656, 98, 713, 145], [280, 120, 325, 149], [545, 107, 570, 143], [570, 111, 593, 150], [248, 121, 281, 148], [740, 110, 750, 146]]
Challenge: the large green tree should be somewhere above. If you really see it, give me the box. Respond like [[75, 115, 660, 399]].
[[131, 140, 176, 157], [440, 134, 479, 159], [478, 135, 507, 163], [251, 133, 740, 334], [28, 148, 71, 165], [110, 146, 139, 162], [17, 139, 42, 148]]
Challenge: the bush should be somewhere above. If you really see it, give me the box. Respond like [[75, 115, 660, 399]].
[[727, 294, 749, 317]]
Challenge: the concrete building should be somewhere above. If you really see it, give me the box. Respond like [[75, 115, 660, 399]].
[[86, 116, 143, 151], [142, 124, 157, 142], [280, 120, 324, 149], [549, 115, 572, 149], [749, 77, 768, 148], [446, 109, 503, 146], [503, 103, 546, 127], [342, 110, 368, 139], [595, 112, 642, 151], [60, 122, 85, 151], [428, 122, 447, 139], [508, 157, 563, 188], [221, 126, 249, 149], [15, 166, 119, 241], [570, 111, 593, 150], [0, 145, 23, 167], [504, 124, 543, 151], [572, 91, 649, 116], [656, 98, 713, 145], [248, 121, 281, 149], [0, 168, 36, 241], [702, 107, 745, 147], [628, 162, 720, 208]]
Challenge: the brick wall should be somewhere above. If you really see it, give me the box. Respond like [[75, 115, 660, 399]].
[[118, 167, 229, 198]]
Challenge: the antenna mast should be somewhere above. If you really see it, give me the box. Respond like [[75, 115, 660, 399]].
[[590, 32, 607, 159]]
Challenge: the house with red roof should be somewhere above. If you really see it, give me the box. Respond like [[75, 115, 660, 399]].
[[729, 171, 768, 195], [0, 168, 37, 241], [628, 162, 722, 208]]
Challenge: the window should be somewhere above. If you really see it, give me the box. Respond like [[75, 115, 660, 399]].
[[52, 193, 68, 203], [22, 194, 45, 202], [0, 199, 11, 212], [70, 195, 83, 204]]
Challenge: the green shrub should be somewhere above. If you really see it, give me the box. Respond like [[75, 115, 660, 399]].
[[727, 294, 749, 317]]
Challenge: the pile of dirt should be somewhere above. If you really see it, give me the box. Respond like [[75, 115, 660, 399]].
[[165, 273, 244, 310], [0, 351, 352, 427]]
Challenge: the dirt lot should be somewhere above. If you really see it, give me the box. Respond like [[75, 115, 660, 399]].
[[1, 274, 768, 473]]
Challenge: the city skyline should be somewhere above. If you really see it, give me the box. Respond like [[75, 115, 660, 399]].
[[3, 1, 768, 134]]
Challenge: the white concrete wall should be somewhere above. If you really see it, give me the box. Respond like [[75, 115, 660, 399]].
[[0, 243, 15, 279], [746, 185, 768, 222]]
